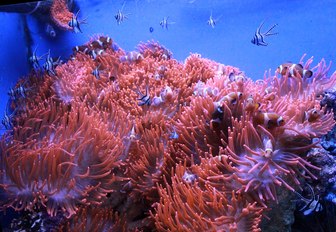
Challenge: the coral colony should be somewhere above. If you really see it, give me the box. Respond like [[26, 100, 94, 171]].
[[1, 0, 336, 231], [1, 35, 336, 231]]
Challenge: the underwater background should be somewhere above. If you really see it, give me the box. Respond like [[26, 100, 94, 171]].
[[1, 0, 336, 231], [1, 0, 336, 121]]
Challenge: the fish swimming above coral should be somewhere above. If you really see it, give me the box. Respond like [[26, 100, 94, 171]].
[[68, 10, 87, 33], [160, 16, 175, 29], [251, 20, 278, 46], [115, 2, 130, 25], [277, 62, 313, 78], [207, 11, 221, 28]]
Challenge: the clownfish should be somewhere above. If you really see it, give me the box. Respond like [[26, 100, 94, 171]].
[[304, 108, 320, 123], [245, 95, 260, 112], [220, 92, 243, 105], [229, 72, 246, 83], [253, 111, 285, 129], [263, 138, 273, 158], [277, 63, 313, 78], [120, 51, 143, 63]]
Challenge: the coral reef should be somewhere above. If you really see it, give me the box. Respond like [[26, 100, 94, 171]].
[[0, 36, 336, 231]]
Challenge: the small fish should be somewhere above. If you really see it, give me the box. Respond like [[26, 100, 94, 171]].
[[16, 84, 28, 98], [245, 95, 260, 112], [90, 36, 112, 50], [253, 111, 285, 129], [211, 103, 224, 124], [2, 112, 13, 130], [8, 87, 16, 99], [119, 51, 143, 63], [43, 50, 60, 76], [207, 12, 221, 28], [263, 138, 273, 158], [229, 72, 246, 83], [92, 65, 101, 79], [73, 45, 88, 54], [304, 108, 320, 123], [43, 55, 55, 75], [29, 47, 46, 70], [149, 26, 154, 33], [293, 184, 323, 216], [251, 20, 278, 46], [219, 92, 243, 105], [45, 23, 56, 38], [115, 2, 130, 25], [1, 102, 16, 130], [277, 63, 313, 78], [68, 10, 86, 33], [160, 17, 175, 29], [136, 86, 151, 106]]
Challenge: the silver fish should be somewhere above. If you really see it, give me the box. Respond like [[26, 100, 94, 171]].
[[207, 12, 221, 28]]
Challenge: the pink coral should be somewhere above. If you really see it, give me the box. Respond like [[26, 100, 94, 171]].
[[0, 37, 335, 231]]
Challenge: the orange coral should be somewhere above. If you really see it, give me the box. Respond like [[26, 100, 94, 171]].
[[1, 37, 335, 231], [50, 0, 73, 30]]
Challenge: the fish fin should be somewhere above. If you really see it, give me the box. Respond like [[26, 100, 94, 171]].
[[303, 208, 313, 216], [264, 23, 278, 36], [258, 41, 268, 46], [257, 20, 265, 34], [297, 63, 303, 68]]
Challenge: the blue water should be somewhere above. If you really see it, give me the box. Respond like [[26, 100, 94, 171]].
[[1, 0, 336, 130]]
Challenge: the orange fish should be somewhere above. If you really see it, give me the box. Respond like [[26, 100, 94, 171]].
[[277, 63, 313, 78], [245, 95, 260, 112], [304, 108, 320, 123], [254, 112, 285, 129], [220, 92, 243, 105]]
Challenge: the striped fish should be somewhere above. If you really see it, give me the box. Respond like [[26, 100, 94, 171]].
[[29, 47, 46, 70], [160, 17, 175, 30], [207, 12, 221, 28], [293, 184, 323, 216], [115, 2, 129, 25], [251, 20, 278, 46], [136, 86, 151, 106], [277, 62, 313, 78], [68, 10, 84, 33]]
